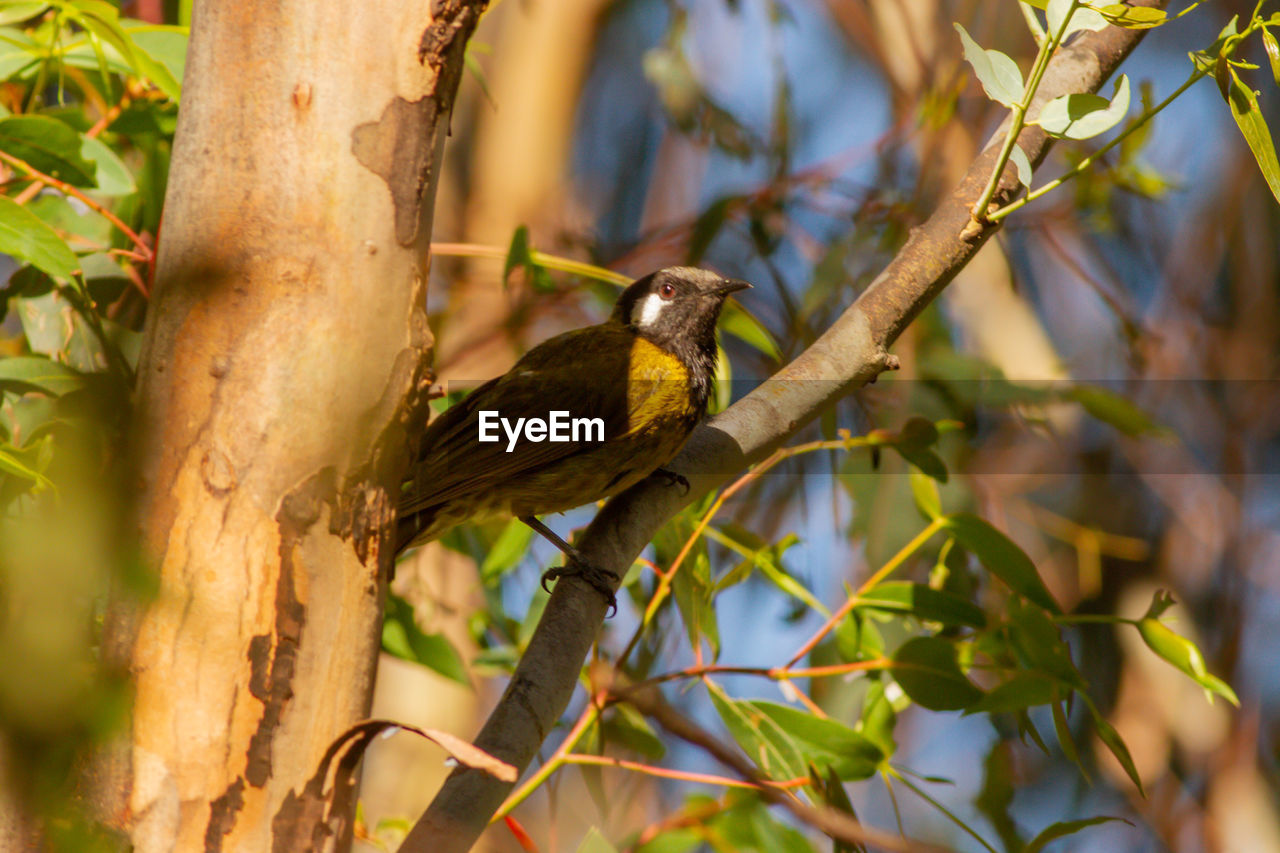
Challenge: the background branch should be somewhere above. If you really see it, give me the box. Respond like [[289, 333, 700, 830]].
[[406, 5, 1166, 850]]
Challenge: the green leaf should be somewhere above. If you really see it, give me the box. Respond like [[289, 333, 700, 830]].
[[635, 828, 701, 853], [1025, 816, 1130, 853], [719, 301, 781, 361], [673, 547, 718, 658], [502, 224, 532, 283], [124, 25, 188, 100], [0, 355, 84, 395], [478, 518, 534, 582], [1008, 600, 1085, 688], [931, 538, 977, 601], [975, 745, 1021, 853], [942, 513, 1061, 613], [1051, 697, 1087, 777], [1046, 0, 1109, 36], [1067, 384, 1167, 437], [1263, 27, 1280, 87], [103, 315, 142, 370], [891, 636, 984, 711], [1017, 709, 1051, 754], [1008, 142, 1033, 189], [0, 115, 97, 186], [954, 23, 1024, 108], [15, 289, 108, 372], [712, 794, 814, 852], [381, 594, 469, 685], [856, 581, 987, 628], [80, 135, 135, 196], [1224, 65, 1280, 207], [0, 27, 40, 81], [1034, 75, 1131, 140], [712, 339, 731, 414], [835, 610, 884, 662], [1136, 618, 1239, 706], [1093, 3, 1168, 29], [858, 679, 896, 758], [470, 644, 518, 672], [1142, 588, 1177, 619], [748, 536, 826, 616], [897, 416, 939, 448], [706, 681, 808, 780], [967, 671, 1057, 713], [501, 225, 553, 292], [0, 3, 47, 27], [603, 703, 666, 760], [0, 436, 53, 491], [28, 194, 111, 245], [462, 44, 496, 108], [727, 701, 875, 778], [0, 197, 78, 277], [749, 701, 883, 780], [72, 6, 130, 66], [72, 10, 184, 101], [888, 417, 949, 482], [1089, 705, 1144, 794], [0, 390, 56, 447], [816, 766, 861, 853], [909, 468, 942, 519], [1216, 53, 1232, 104]]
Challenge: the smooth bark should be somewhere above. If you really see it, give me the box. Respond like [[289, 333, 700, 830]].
[[121, 1, 484, 850]]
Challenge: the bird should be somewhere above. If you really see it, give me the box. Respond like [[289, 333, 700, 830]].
[[395, 266, 751, 606]]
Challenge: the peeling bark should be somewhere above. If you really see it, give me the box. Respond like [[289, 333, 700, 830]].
[[114, 1, 486, 850]]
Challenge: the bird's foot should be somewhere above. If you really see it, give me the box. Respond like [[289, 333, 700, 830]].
[[651, 467, 690, 495], [541, 557, 619, 616], [519, 516, 620, 615]]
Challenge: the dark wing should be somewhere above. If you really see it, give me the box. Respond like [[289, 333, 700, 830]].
[[400, 325, 634, 515]]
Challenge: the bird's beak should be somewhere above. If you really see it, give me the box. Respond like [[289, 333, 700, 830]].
[[711, 278, 752, 296]]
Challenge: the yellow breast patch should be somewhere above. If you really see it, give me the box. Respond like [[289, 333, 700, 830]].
[[625, 337, 695, 435]]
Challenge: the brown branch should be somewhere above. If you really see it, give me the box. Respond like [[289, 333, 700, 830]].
[[405, 7, 1165, 851]]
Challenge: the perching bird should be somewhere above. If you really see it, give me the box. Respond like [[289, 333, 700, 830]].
[[395, 266, 750, 602]]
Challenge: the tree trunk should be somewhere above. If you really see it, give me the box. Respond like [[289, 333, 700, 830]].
[[119, 1, 483, 849]]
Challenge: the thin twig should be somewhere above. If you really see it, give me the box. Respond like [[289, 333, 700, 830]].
[[617, 435, 876, 668], [494, 693, 604, 819], [785, 518, 945, 669], [559, 753, 809, 791], [0, 149, 154, 277]]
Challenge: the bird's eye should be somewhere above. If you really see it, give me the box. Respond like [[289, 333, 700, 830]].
[[659, 282, 676, 300]]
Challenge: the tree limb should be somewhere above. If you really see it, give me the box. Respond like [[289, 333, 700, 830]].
[[405, 6, 1165, 850]]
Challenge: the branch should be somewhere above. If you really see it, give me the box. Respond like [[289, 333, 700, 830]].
[[404, 6, 1164, 850]]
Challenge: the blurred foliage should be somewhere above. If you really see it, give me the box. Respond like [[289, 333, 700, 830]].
[[2, 0, 1277, 851], [0, 0, 182, 846], [394, 0, 1280, 850]]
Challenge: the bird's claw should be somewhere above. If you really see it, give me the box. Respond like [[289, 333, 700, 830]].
[[541, 559, 620, 616], [652, 468, 690, 496]]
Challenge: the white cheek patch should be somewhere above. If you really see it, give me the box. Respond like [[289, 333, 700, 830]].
[[637, 293, 667, 327]]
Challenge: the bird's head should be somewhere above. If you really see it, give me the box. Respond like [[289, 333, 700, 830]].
[[612, 267, 751, 363]]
